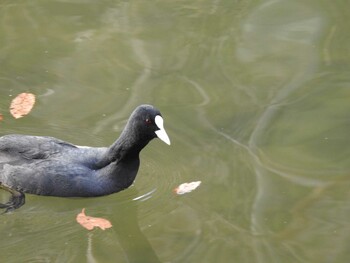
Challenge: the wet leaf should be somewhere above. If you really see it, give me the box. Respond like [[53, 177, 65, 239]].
[[0, 113, 3, 121], [10, 92, 36, 119], [174, 181, 201, 195], [76, 208, 112, 231]]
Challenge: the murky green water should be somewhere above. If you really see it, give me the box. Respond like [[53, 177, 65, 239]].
[[1, 0, 350, 262]]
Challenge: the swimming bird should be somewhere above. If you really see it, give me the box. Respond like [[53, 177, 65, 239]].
[[0, 104, 170, 211]]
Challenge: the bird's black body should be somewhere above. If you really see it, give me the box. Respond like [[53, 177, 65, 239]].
[[0, 105, 170, 211]]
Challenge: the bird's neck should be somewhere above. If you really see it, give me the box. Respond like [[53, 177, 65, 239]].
[[104, 128, 150, 164]]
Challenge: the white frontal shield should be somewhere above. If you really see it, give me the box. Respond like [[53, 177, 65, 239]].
[[154, 115, 171, 145]]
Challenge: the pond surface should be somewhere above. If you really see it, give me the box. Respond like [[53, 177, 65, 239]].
[[1, 0, 350, 262]]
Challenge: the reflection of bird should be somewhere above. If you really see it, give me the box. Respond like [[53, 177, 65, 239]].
[[0, 105, 170, 211]]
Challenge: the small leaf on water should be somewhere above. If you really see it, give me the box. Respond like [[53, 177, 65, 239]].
[[174, 181, 201, 195], [76, 208, 112, 231], [10, 92, 36, 119], [0, 113, 3, 121]]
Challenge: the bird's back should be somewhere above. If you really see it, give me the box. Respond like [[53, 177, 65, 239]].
[[0, 134, 109, 196], [0, 134, 77, 164]]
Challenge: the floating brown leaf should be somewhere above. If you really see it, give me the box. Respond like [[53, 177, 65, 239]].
[[174, 181, 201, 195], [76, 208, 112, 231], [10, 92, 36, 119], [0, 113, 3, 121]]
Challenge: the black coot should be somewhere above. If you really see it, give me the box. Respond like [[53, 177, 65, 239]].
[[0, 104, 170, 211]]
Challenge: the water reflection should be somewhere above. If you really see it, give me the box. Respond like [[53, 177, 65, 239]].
[[86, 189, 161, 263], [0, 189, 162, 263], [1, 0, 350, 262]]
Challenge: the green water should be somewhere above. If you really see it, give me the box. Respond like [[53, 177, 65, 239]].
[[1, 0, 350, 262]]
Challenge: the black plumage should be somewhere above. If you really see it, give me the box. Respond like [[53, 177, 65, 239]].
[[0, 104, 170, 211]]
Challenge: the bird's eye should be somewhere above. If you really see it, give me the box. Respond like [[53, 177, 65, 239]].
[[145, 118, 152, 124]]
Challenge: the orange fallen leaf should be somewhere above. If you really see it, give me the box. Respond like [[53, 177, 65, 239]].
[[10, 92, 36, 119], [174, 181, 201, 195], [76, 208, 112, 231], [0, 113, 3, 121]]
